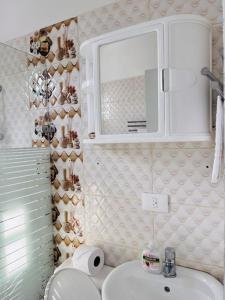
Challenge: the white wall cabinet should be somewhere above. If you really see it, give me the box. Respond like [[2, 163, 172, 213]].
[[80, 15, 212, 144]]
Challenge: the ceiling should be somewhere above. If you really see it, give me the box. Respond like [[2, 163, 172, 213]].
[[0, 0, 117, 42]]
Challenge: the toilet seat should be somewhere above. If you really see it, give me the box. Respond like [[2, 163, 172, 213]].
[[44, 267, 101, 300]]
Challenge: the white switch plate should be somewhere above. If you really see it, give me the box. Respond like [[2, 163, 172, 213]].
[[142, 193, 169, 213]]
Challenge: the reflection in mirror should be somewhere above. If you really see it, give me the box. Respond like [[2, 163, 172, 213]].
[[99, 31, 158, 135]]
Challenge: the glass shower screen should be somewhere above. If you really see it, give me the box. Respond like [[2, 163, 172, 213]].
[[0, 43, 53, 300]]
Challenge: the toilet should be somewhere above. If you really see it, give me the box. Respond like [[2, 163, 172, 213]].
[[44, 258, 113, 300]]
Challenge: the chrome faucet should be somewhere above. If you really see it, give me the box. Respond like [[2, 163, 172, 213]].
[[163, 247, 176, 278]]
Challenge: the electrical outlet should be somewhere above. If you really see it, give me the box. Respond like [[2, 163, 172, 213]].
[[142, 193, 169, 213], [152, 198, 158, 208]]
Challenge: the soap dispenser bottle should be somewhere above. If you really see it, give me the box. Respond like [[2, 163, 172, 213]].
[[142, 242, 162, 274]]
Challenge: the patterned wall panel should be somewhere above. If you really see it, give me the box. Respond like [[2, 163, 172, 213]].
[[78, 0, 223, 42], [80, 0, 224, 281], [26, 18, 84, 265], [148, 0, 223, 23], [6, 18, 84, 264], [78, 0, 150, 43], [84, 144, 224, 280]]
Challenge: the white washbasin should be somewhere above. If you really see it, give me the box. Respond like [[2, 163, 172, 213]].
[[102, 261, 223, 300]]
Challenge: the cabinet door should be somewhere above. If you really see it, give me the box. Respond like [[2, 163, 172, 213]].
[[167, 19, 211, 137], [95, 24, 165, 139]]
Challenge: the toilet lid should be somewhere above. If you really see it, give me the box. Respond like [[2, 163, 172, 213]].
[[45, 268, 101, 300]]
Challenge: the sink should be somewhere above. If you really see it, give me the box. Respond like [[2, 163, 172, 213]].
[[102, 261, 223, 300]]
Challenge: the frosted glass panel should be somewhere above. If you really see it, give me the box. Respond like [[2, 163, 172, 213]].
[[0, 148, 53, 300], [0, 43, 53, 300]]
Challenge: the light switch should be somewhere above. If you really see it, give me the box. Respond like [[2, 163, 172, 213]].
[[142, 193, 169, 213]]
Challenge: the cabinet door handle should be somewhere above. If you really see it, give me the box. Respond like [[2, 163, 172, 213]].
[[162, 68, 169, 92], [162, 69, 165, 92]]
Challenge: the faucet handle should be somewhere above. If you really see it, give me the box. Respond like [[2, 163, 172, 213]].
[[165, 247, 175, 262]]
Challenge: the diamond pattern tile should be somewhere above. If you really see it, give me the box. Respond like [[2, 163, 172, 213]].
[[85, 194, 154, 250], [0, 44, 28, 77], [212, 24, 223, 81], [177, 260, 224, 282], [83, 145, 153, 198], [152, 148, 224, 208], [0, 71, 32, 149], [84, 145, 224, 279], [88, 240, 141, 267], [6, 36, 28, 52], [148, 0, 223, 23], [78, 0, 149, 43], [154, 204, 224, 267], [5, 18, 84, 267]]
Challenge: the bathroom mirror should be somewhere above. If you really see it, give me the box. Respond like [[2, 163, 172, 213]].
[[99, 32, 159, 135]]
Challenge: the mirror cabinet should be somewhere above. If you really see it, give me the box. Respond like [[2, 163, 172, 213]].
[[80, 15, 212, 144]]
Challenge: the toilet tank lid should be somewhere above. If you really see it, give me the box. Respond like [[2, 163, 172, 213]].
[[54, 257, 114, 290], [44, 268, 102, 300]]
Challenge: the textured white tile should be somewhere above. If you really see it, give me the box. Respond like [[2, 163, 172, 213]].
[[85, 193, 224, 277], [154, 204, 224, 267], [152, 148, 224, 208], [148, 0, 223, 23], [83, 146, 153, 198], [6, 36, 28, 52], [212, 24, 223, 81], [78, 0, 149, 43], [88, 240, 141, 267], [80, 0, 224, 281], [0, 44, 28, 77], [150, 141, 214, 149], [85, 194, 154, 249], [177, 261, 224, 282], [0, 72, 32, 149], [88, 239, 224, 281]]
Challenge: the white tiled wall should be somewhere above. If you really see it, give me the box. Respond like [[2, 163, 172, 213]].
[[84, 144, 224, 280], [5, 0, 225, 281], [78, 0, 150, 43], [80, 0, 224, 281], [0, 44, 35, 149], [78, 0, 222, 40]]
